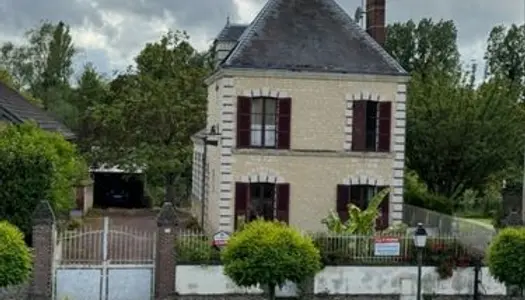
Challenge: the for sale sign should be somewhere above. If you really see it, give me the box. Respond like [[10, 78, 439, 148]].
[[374, 237, 400, 256], [212, 231, 231, 249]]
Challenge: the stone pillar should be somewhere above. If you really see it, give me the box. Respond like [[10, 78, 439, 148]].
[[29, 200, 56, 300], [155, 202, 178, 300]]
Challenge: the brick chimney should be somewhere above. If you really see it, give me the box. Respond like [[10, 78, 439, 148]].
[[366, 0, 386, 45]]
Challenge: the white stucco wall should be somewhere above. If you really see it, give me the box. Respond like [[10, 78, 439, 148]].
[[175, 265, 506, 296]]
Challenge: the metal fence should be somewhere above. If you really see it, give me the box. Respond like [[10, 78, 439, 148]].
[[175, 228, 474, 266], [402, 203, 497, 253]]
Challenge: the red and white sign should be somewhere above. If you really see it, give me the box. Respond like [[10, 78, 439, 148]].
[[212, 231, 231, 248], [374, 237, 400, 256]]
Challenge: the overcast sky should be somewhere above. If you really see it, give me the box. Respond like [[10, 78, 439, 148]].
[[0, 0, 523, 78]]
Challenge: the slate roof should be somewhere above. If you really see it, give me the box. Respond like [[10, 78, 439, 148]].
[[221, 0, 407, 76], [216, 24, 247, 41], [0, 81, 75, 139]]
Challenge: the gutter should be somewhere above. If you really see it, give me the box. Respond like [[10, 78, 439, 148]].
[[200, 135, 208, 228]]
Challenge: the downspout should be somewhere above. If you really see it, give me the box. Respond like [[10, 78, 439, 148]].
[[200, 136, 208, 228]]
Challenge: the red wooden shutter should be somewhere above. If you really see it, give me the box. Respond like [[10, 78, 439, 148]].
[[350, 185, 365, 210], [336, 185, 350, 222], [277, 98, 291, 149], [351, 100, 367, 151], [377, 102, 392, 152], [275, 183, 290, 223], [237, 96, 251, 148], [234, 182, 249, 229], [375, 188, 390, 230]]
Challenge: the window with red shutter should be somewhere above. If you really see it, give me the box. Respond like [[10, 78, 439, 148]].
[[275, 183, 290, 223], [277, 98, 291, 149], [336, 185, 350, 222], [377, 102, 392, 152], [234, 182, 249, 229], [351, 101, 367, 151], [236, 97, 251, 148]]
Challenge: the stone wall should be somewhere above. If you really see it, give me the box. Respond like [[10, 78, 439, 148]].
[[0, 283, 29, 300], [167, 294, 399, 300], [167, 295, 524, 300]]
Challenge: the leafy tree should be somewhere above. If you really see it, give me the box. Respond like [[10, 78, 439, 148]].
[[487, 227, 525, 295], [0, 221, 32, 287], [0, 21, 77, 123], [222, 220, 321, 300], [385, 18, 460, 77], [322, 187, 390, 234], [0, 123, 87, 238], [70, 63, 109, 152], [406, 71, 525, 200], [92, 31, 209, 205], [485, 24, 525, 89]]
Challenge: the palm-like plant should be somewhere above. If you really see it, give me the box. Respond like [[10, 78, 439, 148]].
[[322, 187, 390, 234]]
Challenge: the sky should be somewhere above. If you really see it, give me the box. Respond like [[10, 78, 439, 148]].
[[0, 0, 523, 79]]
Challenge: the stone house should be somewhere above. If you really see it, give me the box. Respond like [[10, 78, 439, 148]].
[[191, 0, 409, 233]]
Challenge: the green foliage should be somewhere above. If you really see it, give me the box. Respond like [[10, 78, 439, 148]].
[[222, 220, 321, 299], [404, 170, 453, 214], [386, 18, 460, 77], [0, 123, 87, 236], [405, 70, 525, 200], [175, 236, 220, 264], [91, 30, 210, 204], [487, 228, 525, 294], [322, 188, 390, 234], [0, 221, 32, 287]]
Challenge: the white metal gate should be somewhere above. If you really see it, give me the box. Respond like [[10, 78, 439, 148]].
[[54, 217, 156, 300]]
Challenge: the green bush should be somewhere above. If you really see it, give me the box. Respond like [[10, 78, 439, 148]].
[[0, 123, 87, 239], [222, 220, 321, 300], [0, 221, 32, 287], [175, 235, 220, 263], [404, 170, 453, 214], [487, 227, 525, 295]]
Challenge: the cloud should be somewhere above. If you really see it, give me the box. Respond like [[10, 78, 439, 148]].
[[0, 0, 523, 74]]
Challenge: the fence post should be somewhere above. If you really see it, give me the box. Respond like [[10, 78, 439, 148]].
[[155, 202, 178, 300], [29, 200, 56, 300]]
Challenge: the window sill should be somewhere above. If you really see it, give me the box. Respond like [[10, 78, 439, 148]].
[[233, 148, 393, 158]]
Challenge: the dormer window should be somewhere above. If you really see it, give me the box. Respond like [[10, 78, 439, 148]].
[[236, 96, 291, 149]]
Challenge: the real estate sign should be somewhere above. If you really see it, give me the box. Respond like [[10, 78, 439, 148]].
[[373, 237, 400, 256]]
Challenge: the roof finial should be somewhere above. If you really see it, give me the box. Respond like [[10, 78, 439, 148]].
[[226, 15, 231, 25]]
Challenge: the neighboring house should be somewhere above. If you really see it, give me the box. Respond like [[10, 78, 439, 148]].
[[191, 0, 409, 233], [0, 81, 75, 139]]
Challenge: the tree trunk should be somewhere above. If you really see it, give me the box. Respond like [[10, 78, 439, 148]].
[[165, 172, 176, 206], [267, 284, 275, 300]]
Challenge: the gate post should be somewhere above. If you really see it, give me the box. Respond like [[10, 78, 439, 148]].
[[155, 202, 178, 300], [29, 200, 56, 300]]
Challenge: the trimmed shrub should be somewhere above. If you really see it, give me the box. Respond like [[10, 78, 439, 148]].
[[0, 221, 32, 287], [222, 220, 321, 300], [487, 227, 525, 295]]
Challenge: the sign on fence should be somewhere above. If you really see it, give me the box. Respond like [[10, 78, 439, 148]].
[[374, 237, 400, 256], [212, 231, 231, 249]]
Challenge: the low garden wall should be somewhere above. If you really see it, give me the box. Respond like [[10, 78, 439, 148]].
[[166, 295, 522, 300], [0, 283, 29, 300]]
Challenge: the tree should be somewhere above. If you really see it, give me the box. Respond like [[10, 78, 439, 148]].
[[92, 31, 209, 205], [487, 227, 525, 295], [322, 187, 390, 234], [385, 18, 460, 77], [0, 221, 32, 287], [0, 21, 77, 124], [222, 220, 321, 300], [0, 123, 87, 239], [485, 25, 525, 89], [70, 63, 109, 152], [406, 72, 525, 200]]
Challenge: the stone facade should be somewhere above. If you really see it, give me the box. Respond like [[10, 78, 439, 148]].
[[166, 296, 524, 300], [0, 283, 29, 300], [201, 70, 408, 233]]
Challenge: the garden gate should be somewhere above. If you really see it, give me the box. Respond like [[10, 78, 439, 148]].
[[53, 217, 156, 300]]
